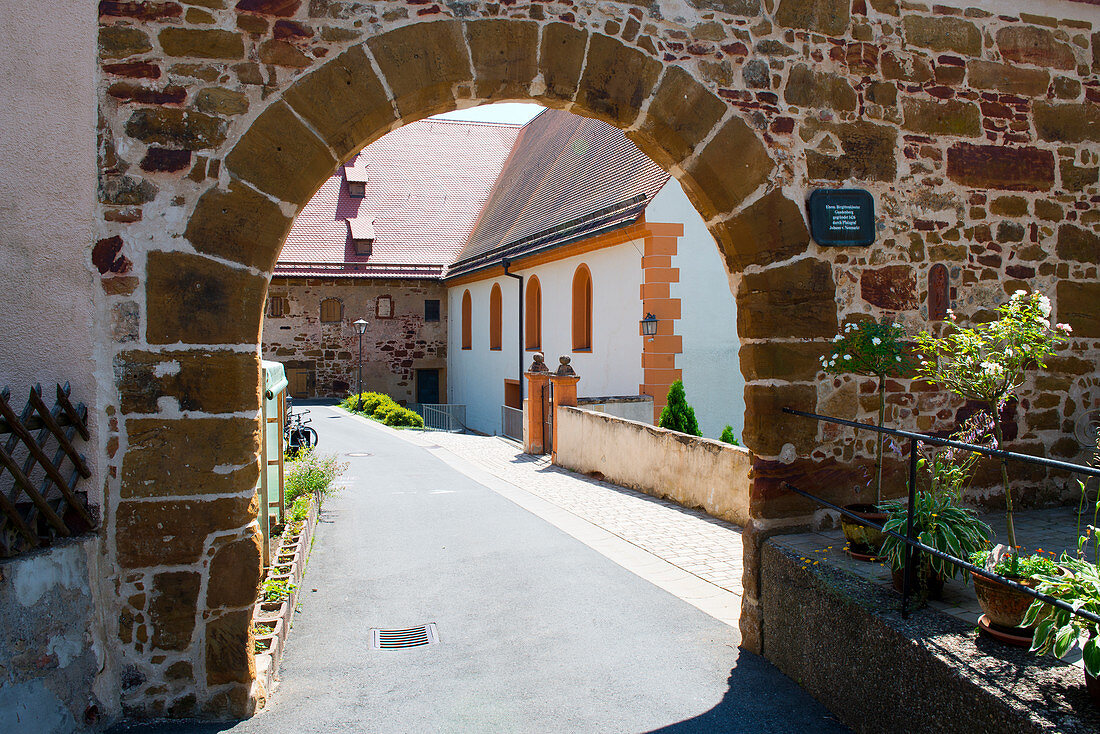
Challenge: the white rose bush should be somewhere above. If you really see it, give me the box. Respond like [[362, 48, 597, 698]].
[[914, 290, 1071, 557], [820, 319, 914, 506]]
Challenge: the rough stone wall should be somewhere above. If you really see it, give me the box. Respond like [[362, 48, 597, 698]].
[[263, 276, 447, 401], [90, 0, 1100, 719], [0, 540, 106, 733], [759, 539, 1100, 733]]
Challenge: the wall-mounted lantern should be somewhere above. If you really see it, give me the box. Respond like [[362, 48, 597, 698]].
[[640, 313, 658, 337]]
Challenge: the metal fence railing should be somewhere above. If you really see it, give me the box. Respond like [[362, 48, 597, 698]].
[[501, 405, 523, 442], [781, 407, 1100, 625], [409, 403, 467, 433]]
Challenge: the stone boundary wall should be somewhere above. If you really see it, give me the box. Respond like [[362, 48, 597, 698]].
[[554, 405, 751, 526], [759, 539, 1100, 734], [0, 538, 105, 732], [576, 395, 654, 424]]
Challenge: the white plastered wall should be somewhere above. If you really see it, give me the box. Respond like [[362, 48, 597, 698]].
[[648, 181, 744, 441], [448, 243, 645, 436], [0, 2, 100, 490], [0, 0, 115, 721]]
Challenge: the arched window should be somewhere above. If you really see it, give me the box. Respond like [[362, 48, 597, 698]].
[[525, 276, 541, 351], [320, 298, 342, 323], [571, 264, 592, 351], [461, 289, 472, 350], [489, 283, 502, 351]]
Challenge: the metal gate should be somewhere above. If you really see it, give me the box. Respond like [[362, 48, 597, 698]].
[[542, 381, 554, 453]]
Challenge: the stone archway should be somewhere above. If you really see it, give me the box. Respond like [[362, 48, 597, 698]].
[[95, 0, 1100, 720]]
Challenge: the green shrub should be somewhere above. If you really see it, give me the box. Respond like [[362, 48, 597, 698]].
[[658, 380, 701, 436], [382, 406, 424, 428], [370, 397, 399, 420], [289, 495, 310, 522], [719, 425, 739, 445], [341, 391, 391, 415], [342, 390, 422, 428], [284, 449, 346, 508]]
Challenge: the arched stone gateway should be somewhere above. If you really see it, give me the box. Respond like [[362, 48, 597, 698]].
[[95, 0, 1100, 720]]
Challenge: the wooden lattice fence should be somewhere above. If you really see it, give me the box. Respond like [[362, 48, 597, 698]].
[[0, 383, 95, 557]]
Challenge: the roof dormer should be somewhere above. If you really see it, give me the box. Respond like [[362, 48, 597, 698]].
[[344, 163, 369, 198], [347, 218, 375, 256]]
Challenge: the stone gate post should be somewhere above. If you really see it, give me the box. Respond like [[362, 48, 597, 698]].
[[523, 353, 550, 455], [548, 356, 580, 463]]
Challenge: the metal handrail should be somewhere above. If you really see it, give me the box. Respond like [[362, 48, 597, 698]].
[[780, 480, 1100, 625], [782, 407, 1100, 621], [783, 407, 1100, 478]]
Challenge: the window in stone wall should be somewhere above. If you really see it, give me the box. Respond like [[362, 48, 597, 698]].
[[320, 298, 343, 323], [425, 299, 440, 322], [267, 296, 286, 318], [376, 295, 393, 319]]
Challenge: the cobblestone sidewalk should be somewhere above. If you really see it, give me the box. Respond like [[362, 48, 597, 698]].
[[419, 430, 745, 598]]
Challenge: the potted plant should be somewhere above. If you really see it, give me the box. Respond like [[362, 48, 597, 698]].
[[820, 318, 913, 558], [915, 290, 1071, 629], [968, 547, 1058, 641], [1024, 480, 1100, 700], [879, 447, 993, 602]]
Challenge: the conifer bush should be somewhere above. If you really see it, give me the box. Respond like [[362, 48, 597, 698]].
[[658, 380, 701, 437], [719, 425, 739, 445]]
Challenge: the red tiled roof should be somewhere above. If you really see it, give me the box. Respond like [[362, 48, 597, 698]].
[[276, 109, 670, 279], [278, 119, 523, 276], [447, 109, 670, 278]]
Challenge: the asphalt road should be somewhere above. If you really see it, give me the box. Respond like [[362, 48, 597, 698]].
[[110, 405, 847, 733]]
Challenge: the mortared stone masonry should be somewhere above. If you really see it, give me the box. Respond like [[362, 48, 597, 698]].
[[92, 0, 1100, 720]]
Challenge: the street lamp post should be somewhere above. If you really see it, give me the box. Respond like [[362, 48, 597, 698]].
[[354, 319, 368, 410]]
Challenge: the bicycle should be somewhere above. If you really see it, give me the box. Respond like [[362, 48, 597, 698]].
[[284, 406, 319, 457]]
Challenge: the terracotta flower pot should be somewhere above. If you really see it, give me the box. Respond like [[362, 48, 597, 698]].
[[841, 503, 888, 556], [973, 573, 1041, 630]]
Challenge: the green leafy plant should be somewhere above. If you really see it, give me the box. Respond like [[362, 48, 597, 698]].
[[719, 425, 739, 445], [261, 578, 297, 603], [969, 549, 1057, 578], [658, 380, 700, 437], [915, 290, 1071, 561], [1025, 558, 1100, 678], [1025, 480, 1100, 678], [880, 449, 992, 582], [289, 495, 310, 523], [820, 319, 914, 506], [284, 449, 346, 509]]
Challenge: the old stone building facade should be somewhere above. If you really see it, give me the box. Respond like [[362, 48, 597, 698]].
[[2, 0, 1100, 725], [264, 277, 447, 401]]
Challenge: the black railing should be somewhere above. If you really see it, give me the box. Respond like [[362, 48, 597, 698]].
[[780, 407, 1100, 625]]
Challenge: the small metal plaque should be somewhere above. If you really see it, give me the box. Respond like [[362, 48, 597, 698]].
[[808, 189, 875, 247]]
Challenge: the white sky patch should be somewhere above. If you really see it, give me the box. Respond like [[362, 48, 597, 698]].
[[431, 102, 544, 125]]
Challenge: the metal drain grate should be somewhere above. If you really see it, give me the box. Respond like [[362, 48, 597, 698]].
[[370, 623, 439, 650]]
